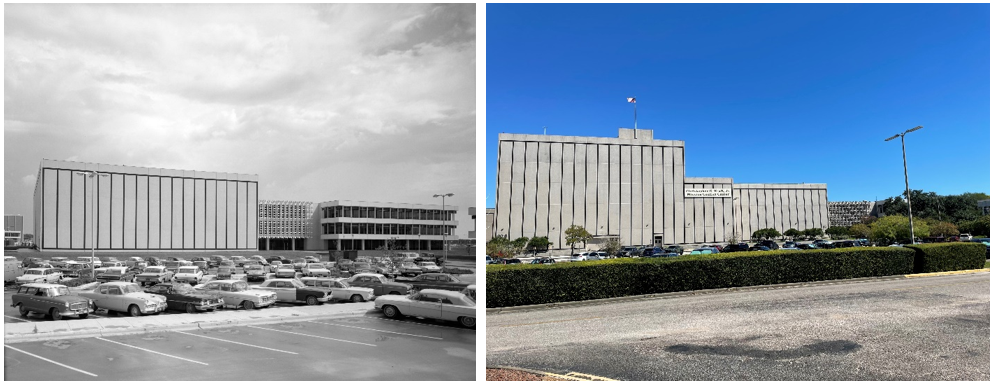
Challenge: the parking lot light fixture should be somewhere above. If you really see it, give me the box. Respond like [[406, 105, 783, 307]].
[[884, 126, 923, 243], [75, 170, 110, 280], [433, 193, 454, 269]]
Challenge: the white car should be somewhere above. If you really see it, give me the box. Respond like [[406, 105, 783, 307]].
[[374, 289, 476, 328], [15, 267, 63, 284], [570, 252, 600, 262], [173, 266, 205, 284], [301, 263, 331, 277], [299, 277, 375, 302], [76, 256, 102, 268], [193, 280, 277, 310], [417, 261, 442, 273]]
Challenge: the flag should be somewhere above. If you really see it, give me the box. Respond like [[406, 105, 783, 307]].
[[627, 97, 636, 103]]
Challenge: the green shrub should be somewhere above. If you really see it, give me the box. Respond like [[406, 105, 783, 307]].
[[486, 248, 915, 308], [904, 242, 987, 273]]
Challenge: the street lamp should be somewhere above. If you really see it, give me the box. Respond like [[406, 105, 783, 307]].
[[75, 170, 109, 280], [884, 125, 923, 244], [433, 193, 454, 268]]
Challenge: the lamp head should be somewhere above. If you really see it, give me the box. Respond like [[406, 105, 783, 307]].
[[884, 134, 900, 142], [906, 125, 923, 134]]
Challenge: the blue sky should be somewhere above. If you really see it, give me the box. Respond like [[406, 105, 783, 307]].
[[485, 3, 989, 208]]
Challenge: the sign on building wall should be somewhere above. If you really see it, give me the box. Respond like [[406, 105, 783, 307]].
[[685, 188, 732, 198]]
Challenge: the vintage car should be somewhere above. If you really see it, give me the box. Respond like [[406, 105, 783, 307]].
[[374, 289, 476, 328], [11, 283, 94, 320], [461, 284, 476, 301], [192, 261, 209, 271], [248, 255, 269, 265], [95, 267, 138, 283], [346, 273, 412, 296], [375, 264, 400, 278], [208, 255, 230, 268], [303, 256, 321, 263], [301, 263, 331, 277], [350, 262, 376, 275], [244, 264, 269, 282], [216, 266, 235, 280], [230, 256, 249, 267], [75, 256, 102, 268], [193, 280, 276, 310], [79, 282, 168, 317], [395, 273, 472, 292], [268, 261, 285, 273], [274, 265, 298, 279], [124, 256, 145, 269], [251, 278, 334, 305], [299, 277, 375, 302], [173, 266, 205, 284], [145, 282, 224, 313], [61, 262, 92, 278], [49, 257, 71, 268], [399, 262, 423, 276], [291, 258, 308, 272], [136, 266, 175, 286], [162, 260, 192, 273], [15, 267, 63, 284], [100, 256, 121, 264], [417, 261, 443, 273]]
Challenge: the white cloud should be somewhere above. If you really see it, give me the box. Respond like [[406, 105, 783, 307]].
[[4, 4, 476, 235], [21, 174, 36, 187]]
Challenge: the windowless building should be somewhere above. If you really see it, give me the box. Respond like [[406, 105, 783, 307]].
[[494, 129, 829, 248], [33, 159, 259, 251]]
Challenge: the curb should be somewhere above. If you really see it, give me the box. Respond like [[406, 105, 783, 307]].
[[4, 306, 373, 344], [487, 366, 588, 381], [487, 268, 991, 314]]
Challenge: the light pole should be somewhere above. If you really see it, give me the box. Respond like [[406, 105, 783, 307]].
[[76, 170, 109, 280], [433, 193, 453, 268], [884, 125, 923, 244]]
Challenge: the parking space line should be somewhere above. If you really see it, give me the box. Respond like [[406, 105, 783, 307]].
[[172, 330, 298, 354], [4, 344, 98, 377], [94, 337, 209, 365], [247, 326, 377, 347], [308, 321, 443, 340], [4, 315, 30, 322], [364, 315, 469, 331]]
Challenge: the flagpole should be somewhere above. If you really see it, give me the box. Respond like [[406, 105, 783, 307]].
[[634, 98, 637, 130]]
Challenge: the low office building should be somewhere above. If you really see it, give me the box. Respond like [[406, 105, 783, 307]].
[[828, 201, 877, 228], [494, 129, 829, 248], [315, 200, 458, 251], [33, 159, 259, 251], [5, 214, 24, 246]]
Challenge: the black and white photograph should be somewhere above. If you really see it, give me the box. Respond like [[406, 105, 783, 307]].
[[4, 4, 476, 381]]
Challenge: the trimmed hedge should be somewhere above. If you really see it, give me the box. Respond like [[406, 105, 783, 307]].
[[905, 242, 987, 273], [487, 248, 915, 308]]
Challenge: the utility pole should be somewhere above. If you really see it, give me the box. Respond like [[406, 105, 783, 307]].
[[884, 126, 923, 244]]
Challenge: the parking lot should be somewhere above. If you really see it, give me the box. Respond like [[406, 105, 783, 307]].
[[5, 312, 476, 380]]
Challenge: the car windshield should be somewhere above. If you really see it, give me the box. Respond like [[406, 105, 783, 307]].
[[47, 287, 70, 296], [178, 268, 196, 273], [356, 263, 371, 268], [290, 279, 306, 288], [123, 284, 143, 294], [247, 265, 263, 270], [25, 269, 44, 275], [308, 264, 324, 269], [145, 267, 162, 273], [230, 282, 249, 292]]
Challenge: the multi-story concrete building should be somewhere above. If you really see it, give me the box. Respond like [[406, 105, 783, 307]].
[[33, 160, 259, 251], [258, 200, 313, 250], [828, 201, 877, 228], [485, 208, 496, 241], [5, 214, 24, 246], [494, 129, 829, 248], [314, 200, 458, 251]]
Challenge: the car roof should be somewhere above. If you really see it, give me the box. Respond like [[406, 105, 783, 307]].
[[18, 283, 66, 289], [419, 288, 467, 297], [209, 280, 241, 284], [354, 273, 384, 277]]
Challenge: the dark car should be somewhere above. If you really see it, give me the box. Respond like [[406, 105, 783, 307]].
[[11, 283, 93, 320], [619, 247, 641, 257], [783, 241, 797, 248], [216, 266, 234, 280], [722, 243, 750, 253], [244, 264, 268, 282], [748, 245, 771, 252], [757, 240, 780, 250], [494, 258, 522, 265], [641, 247, 664, 257], [395, 273, 472, 292], [251, 278, 334, 305], [530, 257, 556, 264], [145, 282, 224, 313], [833, 240, 857, 248], [664, 245, 684, 255], [796, 243, 820, 250]]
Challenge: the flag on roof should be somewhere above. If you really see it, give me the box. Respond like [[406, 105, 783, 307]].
[[627, 97, 636, 103]]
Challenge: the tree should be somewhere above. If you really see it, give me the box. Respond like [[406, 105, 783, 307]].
[[825, 226, 850, 239], [849, 223, 871, 239], [602, 237, 622, 257], [958, 215, 990, 237], [564, 225, 593, 256], [783, 228, 801, 240], [752, 228, 781, 240], [526, 236, 552, 254], [486, 235, 513, 258], [22, 234, 33, 243], [512, 237, 530, 256], [869, 215, 931, 244], [803, 228, 824, 239], [929, 221, 958, 238]]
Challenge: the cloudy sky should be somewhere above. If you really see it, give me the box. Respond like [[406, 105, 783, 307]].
[[4, 4, 477, 237]]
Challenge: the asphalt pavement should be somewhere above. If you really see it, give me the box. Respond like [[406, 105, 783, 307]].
[[487, 271, 990, 381], [5, 312, 475, 380]]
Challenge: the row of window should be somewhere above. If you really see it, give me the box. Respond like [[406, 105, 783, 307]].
[[321, 206, 454, 221], [321, 222, 454, 236]]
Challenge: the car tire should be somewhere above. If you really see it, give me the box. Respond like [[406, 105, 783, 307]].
[[18, 305, 29, 317], [50, 308, 63, 321], [389, 291, 401, 295], [79, 313, 89, 319], [382, 305, 401, 319], [128, 304, 142, 317], [350, 294, 363, 303], [186, 303, 197, 313], [305, 296, 318, 306], [242, 300, 255, 310], [458, 316, 476, 328]]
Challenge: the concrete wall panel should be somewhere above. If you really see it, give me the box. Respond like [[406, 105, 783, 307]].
[[97, 174, 111, 249], [619, 146, 631, 244], [247, 182, 258, 249], [136, 176, 148, 249], [237, 181, 247, 249], [71, 172, 86, 249], [561, 143, 576, 247], [673, 147, 685, 243], [549, 143, 562, 246], [536, 142, 550, 238], [661, 147, 672, 244], [586, 144, 599, 233], [523, 142, 538, 237], [509, 142, 525, 238], [123, 175, 136, 249], [194, 179, 206, 249], [148, 177, 161, 249], [172, 178, 183, 248], [215, 179, 226, 249], [496, 141, 513, 240]]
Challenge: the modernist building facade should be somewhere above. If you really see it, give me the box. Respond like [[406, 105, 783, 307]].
[[258, 200, 313, 250], [5, 214, 24, 246], [494, 129, 829, 248], [315, 200, 458, 251], [33, 160, 259, 251]]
